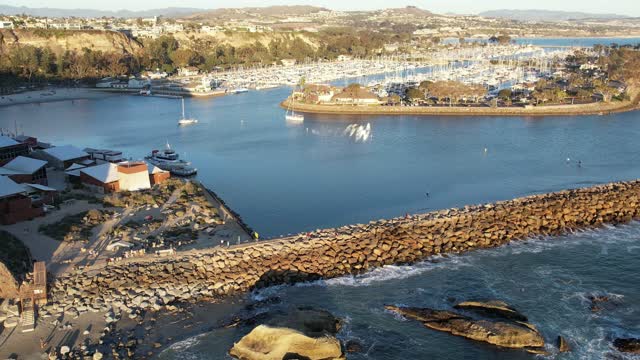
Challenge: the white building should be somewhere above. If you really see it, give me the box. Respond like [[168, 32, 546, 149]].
[[31, 145, 90, 170], [0, 21, 14, 29], [178, 67, 200, 77], [128, 77, 150, 89], [79, 161, 151, 193]]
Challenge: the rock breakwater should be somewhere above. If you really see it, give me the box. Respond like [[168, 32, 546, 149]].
[[46, 180, 640, 319]]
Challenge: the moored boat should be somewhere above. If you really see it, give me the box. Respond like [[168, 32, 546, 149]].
[[145, 142, 198, 176], [178, 98, 198, 126]]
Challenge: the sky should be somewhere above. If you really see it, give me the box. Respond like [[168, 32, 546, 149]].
[[3, 0, 640, 16]]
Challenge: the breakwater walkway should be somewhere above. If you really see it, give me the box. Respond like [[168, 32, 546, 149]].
[[48, 180, 640, 315], [280, 89, 640, 117]]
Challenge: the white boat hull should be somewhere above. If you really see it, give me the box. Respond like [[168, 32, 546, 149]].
[[178, 119, 198, 125], [285, 114, 304, 122]]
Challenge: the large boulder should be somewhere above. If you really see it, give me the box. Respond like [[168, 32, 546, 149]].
[[226, 306, 341, 338], [454, 300, 528, 322], [613, 338, 640, 353], [384, 305, 545, 350], [229, 325, 345, 360]]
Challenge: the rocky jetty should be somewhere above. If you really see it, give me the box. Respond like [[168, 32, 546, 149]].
[[40, 180, 640, 324], [384, 303, 546, 353]]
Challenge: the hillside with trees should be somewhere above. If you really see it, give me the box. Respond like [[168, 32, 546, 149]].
[[0, 27, 393, 88]]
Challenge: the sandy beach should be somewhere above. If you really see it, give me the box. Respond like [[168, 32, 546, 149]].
[[0, 88, 114, 107]]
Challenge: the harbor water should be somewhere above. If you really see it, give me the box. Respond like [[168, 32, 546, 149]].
[[1, 37, 639, 359], [3, 86, 640, 238]]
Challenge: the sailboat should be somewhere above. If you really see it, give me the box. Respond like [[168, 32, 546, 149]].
[[178, 98, 198, 125], [285, 91, 304, 122]]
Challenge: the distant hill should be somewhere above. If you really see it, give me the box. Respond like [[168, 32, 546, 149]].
[[479, 9, 628, 21], [0, 5, 202, 18], [186, 6, 329, 20], [380, 6, 433, 17]]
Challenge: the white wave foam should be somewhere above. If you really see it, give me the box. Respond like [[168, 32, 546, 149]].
[[167, 334, 204, 351], [324, 255, 472, 288], [252, 223, 640, 298]]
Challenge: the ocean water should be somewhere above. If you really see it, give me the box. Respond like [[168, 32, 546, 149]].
[[159, 223, 640, 359]]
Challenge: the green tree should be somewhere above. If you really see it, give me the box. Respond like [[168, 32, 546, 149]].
[[10, 45, 40, 82], [406, 87, 424, 100], [497, 89, 512, 100]]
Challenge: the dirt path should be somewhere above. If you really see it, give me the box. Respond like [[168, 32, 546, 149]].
[[0, 200, 103, 275]]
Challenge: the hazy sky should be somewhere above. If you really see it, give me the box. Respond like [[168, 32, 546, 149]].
[[4, 0, 640, 16]]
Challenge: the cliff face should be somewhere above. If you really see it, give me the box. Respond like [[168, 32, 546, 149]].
[[172, 31, 320, 49], [0, 29, 143, 55]]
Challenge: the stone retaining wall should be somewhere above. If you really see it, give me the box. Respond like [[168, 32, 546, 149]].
[[0, 262, 18, 299], [47, 180, 640, 316], [280, 88, 640, 117]]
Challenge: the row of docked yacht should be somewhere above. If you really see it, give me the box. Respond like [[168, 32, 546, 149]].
[[145, 143, 197, 177]]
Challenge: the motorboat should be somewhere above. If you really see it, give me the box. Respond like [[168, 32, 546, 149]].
[[145, 144, 198, 177]]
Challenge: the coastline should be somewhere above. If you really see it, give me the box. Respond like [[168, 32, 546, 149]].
[[0, 87, 116, 108], [92, 87, 229, 99], [280, 95, 640, 117], [0, 87, 228, 109]]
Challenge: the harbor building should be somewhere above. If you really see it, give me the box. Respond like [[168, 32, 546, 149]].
[[79, 161, 152, 193], [84, 148, 124, 163], [0, 176, 44, 225], [1, 156, 48, 185], [0, 136, 30, 166], [178, 66, 200, 77], [32, 145, 91, 170], [331, 85, 382, 105], [149, 165, 170, 185]]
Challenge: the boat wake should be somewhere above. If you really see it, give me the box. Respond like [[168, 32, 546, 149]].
[[343, 123, 372, 142]]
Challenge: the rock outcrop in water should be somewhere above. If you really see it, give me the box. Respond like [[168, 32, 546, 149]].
[[454, 300, 528, 322], [557, 335, 571, 352], [226, 306, 341, 338], [384, 304, 546, 353], [229, 325, 344, 360], [613, 338, 640, 354]]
